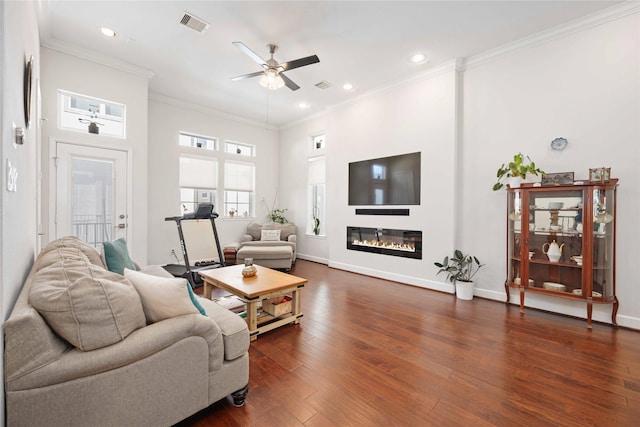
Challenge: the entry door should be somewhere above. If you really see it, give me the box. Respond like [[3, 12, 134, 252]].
[[54, 142, 129, 249]]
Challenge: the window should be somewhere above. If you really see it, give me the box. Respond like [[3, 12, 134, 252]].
[[312, 134, 325, 151], [308, 156, 326, 236], [225, 140, 255, 157], [179, 132, 217, 151], [58, 90, 126, 138], [224, 161, 255, 217], [179, 156, 217, 214]]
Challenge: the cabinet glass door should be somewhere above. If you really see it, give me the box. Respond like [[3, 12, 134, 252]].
[[527, 189, 584, 295], [507, 190, 523, 285], [592, 188, 615, 299]]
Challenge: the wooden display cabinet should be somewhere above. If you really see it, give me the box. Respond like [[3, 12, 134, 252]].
[[504, 179, 618, 328]]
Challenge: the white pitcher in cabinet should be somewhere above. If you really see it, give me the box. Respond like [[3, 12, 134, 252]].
[[542, 240, 564, 263]]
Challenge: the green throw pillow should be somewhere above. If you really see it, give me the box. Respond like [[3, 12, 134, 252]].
[[103, 238, 136, 275], [186, 282, 207, 316]]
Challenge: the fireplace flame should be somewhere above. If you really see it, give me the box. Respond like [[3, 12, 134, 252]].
[[351, 239, 415, 252]]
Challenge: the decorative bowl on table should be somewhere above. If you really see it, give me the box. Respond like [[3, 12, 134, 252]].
[[543, 281, 566, 292], [548, 202, 564, 210], [571, 289, 602, 297]]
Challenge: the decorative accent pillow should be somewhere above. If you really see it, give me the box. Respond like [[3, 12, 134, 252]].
[[103, 238, 136, 275], [261, 229, 281, 241], [30, 260, 146, 351], [124, 269, 206, 323], [41, 235, 104, 268]]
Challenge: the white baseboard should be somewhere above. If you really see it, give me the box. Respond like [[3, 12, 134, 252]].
[[296, 253, 329, 265], [328, 261, 455, 295]]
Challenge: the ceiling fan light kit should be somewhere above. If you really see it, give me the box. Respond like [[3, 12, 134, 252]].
[[231, 41, 319, 91], [259, 69, 285, 90]]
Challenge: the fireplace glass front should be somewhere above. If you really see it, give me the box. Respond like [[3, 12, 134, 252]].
[[347, 226, 422, 259]]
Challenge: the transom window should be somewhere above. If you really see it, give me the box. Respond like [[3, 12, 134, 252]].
[[312, 134, 325, 151], [225, 140, 255, 157], [179, 132, 217, 151], [58, 90, 126, 138]]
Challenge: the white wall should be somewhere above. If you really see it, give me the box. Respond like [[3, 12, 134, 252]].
[[279, 114, 330, 264], [460, 12, 639, 328], [281, 65, 459, 291], [147, 96, 280, 266], [279, 10, 640, 328], [39, 48, 149, 263], [0, 1, 40, 421]]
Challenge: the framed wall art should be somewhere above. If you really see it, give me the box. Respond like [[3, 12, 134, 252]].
[[24, 55, 33, 129], [541, 171, 574, 186], [589, 167, 611, 183]]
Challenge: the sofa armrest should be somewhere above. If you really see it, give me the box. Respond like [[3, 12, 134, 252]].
[[240, 235, 253, 243], [287, 235, 297, 243], [6, 314, 224, 391]]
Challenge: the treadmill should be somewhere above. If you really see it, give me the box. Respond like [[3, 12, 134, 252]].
[[164, 203, 225, 288]]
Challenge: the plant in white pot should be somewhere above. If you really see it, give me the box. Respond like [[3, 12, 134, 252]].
[[492, 152, 544, 191], [434, 250, 485, 300]]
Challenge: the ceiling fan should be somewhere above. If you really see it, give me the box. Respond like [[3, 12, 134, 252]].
[[231, 42, 320, 91]]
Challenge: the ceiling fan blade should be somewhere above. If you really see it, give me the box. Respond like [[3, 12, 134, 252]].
[[279, 55, 320, 72], [232, 41, 266, 66], [280, 73, 300, 91], [231, 71, 265, 81]]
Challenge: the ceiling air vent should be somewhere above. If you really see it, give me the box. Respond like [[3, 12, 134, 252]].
[[315, 81, 331, 90], [179, 12, 210, 33]]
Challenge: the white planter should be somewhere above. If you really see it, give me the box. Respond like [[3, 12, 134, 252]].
[[508, 176, 522, 188], [455, 281, 474, 300]]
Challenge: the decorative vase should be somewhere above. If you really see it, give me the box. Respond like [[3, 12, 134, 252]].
[[455, 281, 474, 300], [242, 258, 257, 277]]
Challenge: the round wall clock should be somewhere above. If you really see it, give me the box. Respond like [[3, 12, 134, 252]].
[[24, 55, 33, 129], [551, 137, 568, 151]]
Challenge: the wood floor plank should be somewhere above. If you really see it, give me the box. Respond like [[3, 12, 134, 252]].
[[182, 260, 640, 426]]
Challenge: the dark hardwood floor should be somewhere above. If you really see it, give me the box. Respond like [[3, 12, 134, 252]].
[[180, 260, 640, 426]]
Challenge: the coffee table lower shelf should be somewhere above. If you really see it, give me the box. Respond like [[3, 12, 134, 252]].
[[243, 287, 303, 341], [200, 265, 306, 341]]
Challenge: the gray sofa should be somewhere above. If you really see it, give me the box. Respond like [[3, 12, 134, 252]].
[[233, 222, 297, 270], [4, 236, 249, 427]]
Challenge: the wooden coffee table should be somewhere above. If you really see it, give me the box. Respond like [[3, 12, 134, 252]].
[[199, 264, 306, 340]]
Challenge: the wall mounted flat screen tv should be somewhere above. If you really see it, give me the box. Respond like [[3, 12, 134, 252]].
[[348, 152, 421, 206]]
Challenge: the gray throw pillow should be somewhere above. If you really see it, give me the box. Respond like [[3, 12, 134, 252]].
[[30, 259, 146, 351]]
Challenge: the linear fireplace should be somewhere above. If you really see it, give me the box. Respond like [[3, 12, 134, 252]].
[[347, 226, 422, 259]]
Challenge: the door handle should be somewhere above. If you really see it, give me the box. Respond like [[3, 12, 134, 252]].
[[117, 223, 126, 229]]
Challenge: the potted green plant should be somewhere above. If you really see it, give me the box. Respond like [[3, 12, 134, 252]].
[[492, 152, 544, 190], [312, 208, 320, 235], [434, 250, 484, 300], [267, 208, 288, 224]]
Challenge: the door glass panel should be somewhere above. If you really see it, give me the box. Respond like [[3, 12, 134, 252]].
[[71, 158, 114, 248], [54, 143, 128, 250]]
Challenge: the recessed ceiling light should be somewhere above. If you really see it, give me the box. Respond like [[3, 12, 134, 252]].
[[298, 102, 310, 109], [100, 27, 117, 37], [343, 83, 354, 91], [410, 53, 427, 64]]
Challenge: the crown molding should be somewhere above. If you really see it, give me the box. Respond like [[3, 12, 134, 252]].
[[41, 38, 155, 79], [461, 1, 639, 71], [148, 92, 278, 131]]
